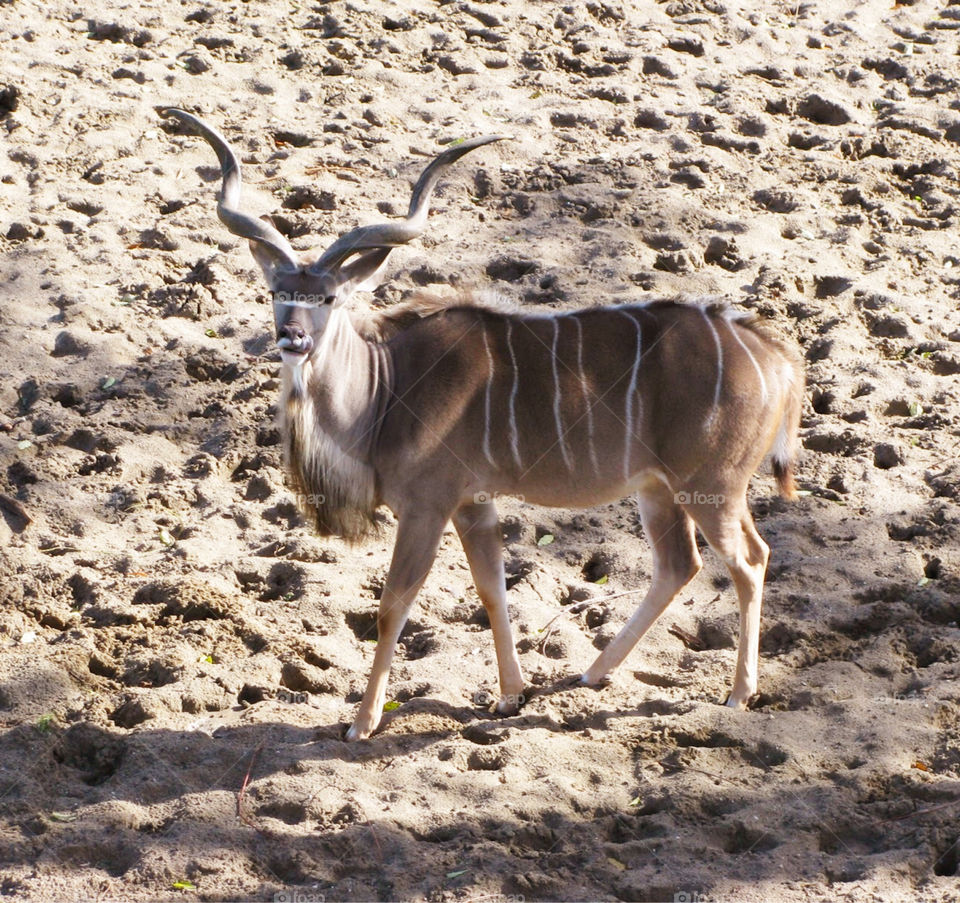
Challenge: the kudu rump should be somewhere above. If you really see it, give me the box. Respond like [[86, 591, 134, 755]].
[[164, 110, 802, 740]]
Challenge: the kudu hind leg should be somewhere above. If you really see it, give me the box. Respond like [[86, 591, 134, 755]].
[[453, 502, 525, 714], [691, 502, 769, 708], [582, 492, 701, 685], [346, 512, 446, 741]]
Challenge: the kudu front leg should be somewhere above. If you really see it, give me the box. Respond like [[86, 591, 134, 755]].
[[453, 502, 525, 715], [345, 512, 446, 741]]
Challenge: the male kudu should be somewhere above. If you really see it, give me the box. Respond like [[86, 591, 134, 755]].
[[163, 109, 802, 740]]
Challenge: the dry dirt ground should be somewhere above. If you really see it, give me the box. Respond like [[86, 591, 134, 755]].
[[2, 0, 960, 900]]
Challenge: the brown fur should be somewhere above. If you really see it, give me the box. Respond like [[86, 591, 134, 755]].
[[355, 294, 803, 503], [297, 294, 803, 533]]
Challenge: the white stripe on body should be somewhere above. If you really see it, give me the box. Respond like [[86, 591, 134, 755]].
[[570, 314, 600, 475], [723, 317, 768, 403], [505, 319, 522, 468], [481, 325, 497, 468], [550, 318, 574, 471], [620, 310, 643, 482]]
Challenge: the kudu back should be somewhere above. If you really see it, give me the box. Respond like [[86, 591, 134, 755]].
[[164, 110, 803, 740]]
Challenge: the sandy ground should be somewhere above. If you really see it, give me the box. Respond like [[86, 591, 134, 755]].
[[2, 0, 960, 900]]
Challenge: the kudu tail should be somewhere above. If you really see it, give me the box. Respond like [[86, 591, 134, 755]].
[[770, 357, 803, 499]]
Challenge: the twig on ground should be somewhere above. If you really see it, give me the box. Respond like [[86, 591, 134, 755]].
[[236, 741, 264, 830], [882, 796, 960, 823], [667, 622, 705, 652], [538, 588, 650, 652]]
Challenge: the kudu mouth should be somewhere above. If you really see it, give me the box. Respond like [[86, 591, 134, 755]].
[[277, 323, 314, 360]]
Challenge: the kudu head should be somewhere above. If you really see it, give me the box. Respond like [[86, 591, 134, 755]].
[[162, 109, 503, 366]]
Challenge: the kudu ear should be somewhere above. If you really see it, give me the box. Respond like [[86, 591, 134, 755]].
[[248, 216, 300, 288], [336, 248, 392, 299]]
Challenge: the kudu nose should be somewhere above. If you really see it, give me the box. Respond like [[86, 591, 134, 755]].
[[277, 323, 313, 355]]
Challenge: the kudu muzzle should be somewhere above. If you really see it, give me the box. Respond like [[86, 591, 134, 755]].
[[273, 292, 332, 358]]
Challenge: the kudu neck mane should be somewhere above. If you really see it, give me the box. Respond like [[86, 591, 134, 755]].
[[351, 291, 504, 343], [354, 292, 782, 346]]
